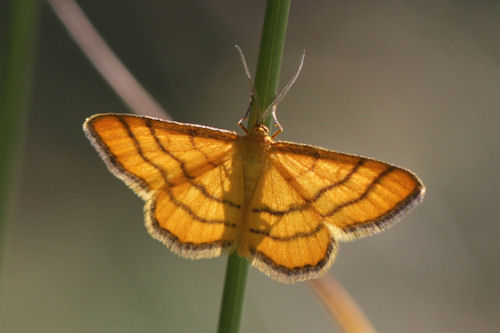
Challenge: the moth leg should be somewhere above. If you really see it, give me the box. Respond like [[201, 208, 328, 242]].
[[238, 94, 253, 134], [271, 105, 283, 139]]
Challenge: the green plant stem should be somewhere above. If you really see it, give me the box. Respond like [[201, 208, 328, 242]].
[[248, 0, 291, 130], [217, 1, 290, 332], [217, 253, 250, 333], [0, 0, 40, 259]]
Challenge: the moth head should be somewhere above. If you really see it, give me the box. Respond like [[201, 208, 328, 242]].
[[248, 124, 270, 138]]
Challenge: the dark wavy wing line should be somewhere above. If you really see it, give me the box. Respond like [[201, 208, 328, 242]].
[[249, 223, 324, 241]]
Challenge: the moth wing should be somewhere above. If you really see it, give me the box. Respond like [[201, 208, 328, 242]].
[[269, 141, 425, 242], [84, 114, 244, 258]]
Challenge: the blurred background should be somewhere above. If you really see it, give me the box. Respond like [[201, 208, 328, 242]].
[[1, 1, 499, 332]]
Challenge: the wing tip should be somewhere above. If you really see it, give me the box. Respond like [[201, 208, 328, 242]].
[[338, 179, 426, 241], [83, 114, 151, 199]]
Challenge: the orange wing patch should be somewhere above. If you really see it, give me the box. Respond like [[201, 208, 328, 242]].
[[84, 114, 243, 258], [270, 141, 424, 241], [84, 114, 237, 198], [147, 154, 244, 258], [239, 160, 337, 283]]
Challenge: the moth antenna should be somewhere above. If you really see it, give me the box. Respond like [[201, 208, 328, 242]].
[[262, 50, 306, 121], [235, 45, 262, 122]]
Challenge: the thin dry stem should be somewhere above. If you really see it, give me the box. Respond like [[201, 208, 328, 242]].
[[47, 0, 169, 120], [310, 275, 377, 333]]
